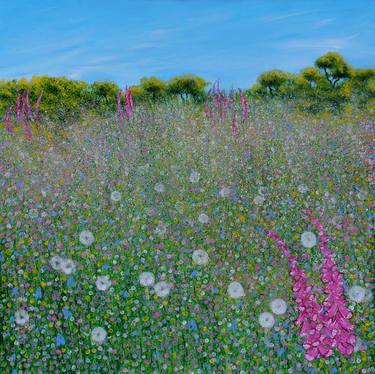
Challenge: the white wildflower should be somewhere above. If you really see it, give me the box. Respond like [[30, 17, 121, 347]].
[[91, 327, 107, 344], [154, 281, 172, 297], [60, 258, 76, 275], [110, 191, 122, 202], [270, 298, 287, 315], [15, 309, 29, 325], [228, 281, 245, 299], [96, 275, 111, 291], [259, 312, 275, 328], [50, 255, 63, 271], [301, 231, 317, 249], [348, 285, 366, 303], [139, 272, 155, 287], [198, 213, 209, 224], [79, 230, 95, 246], [192, 249, 209, 266]]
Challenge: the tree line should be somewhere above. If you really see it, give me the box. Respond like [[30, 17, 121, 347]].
[[0, 52, 374, 124], [0, 74, 208, 123], [251, 52, 375, 112]]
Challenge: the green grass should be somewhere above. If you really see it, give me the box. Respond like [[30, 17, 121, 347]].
[[0, 102, 374, 373]]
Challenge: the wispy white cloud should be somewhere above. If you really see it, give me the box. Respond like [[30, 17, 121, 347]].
[[131, 42, 159, 50], [281, 34, 359, 50], [149, 28, 172, 38], [7, 34, 91, 56], [312, 18, 335, 29], [261, 11, 314, 22]]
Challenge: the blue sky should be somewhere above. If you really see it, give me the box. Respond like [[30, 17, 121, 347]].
[[0, 0, 374, 88]]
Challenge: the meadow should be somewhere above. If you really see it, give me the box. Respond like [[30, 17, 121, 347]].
[[0, 97, 374, 373]]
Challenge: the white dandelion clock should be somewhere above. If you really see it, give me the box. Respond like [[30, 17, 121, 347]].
[[91, 327, 107, 345], [228, 281, 245, 299], [79, 230, 95, 246], [154, 182, 165, 193], [189, 170, 200, 183], [192, 249, 209, 266], [348, 285, 366, 303], [301, 231, 317, 249], [50, 255, 63, 271], [110, 190, 122, 202], [60, 258, 76, 275], [219, 187, 231, 198], [198, 213, 209, 224], [270, 298, 287, 315], [154, 281, 172, 297], [259, 312, 275, 328], [15, 309, 30, 325], [253, 195, 265, 206], [96, 275, 112, 291], [298, 184, 308, 194], [139, 272, 155, 287]]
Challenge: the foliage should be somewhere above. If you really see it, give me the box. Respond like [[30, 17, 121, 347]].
[[0, 101, 373, 372], [315, 52, 352, 87], [0, 52, 374, 122], [350, 68, 375, 105], [167, 74, 208, 102], [250, 53, 373, 114], [89, 81, 119, 110], [139, 76, 167, 102], [256, 69, 289, 96]]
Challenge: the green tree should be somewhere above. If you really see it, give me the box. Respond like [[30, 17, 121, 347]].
[[89, 81, 119, 109], [352, 68, 375, 83], [139, 77, 166, 102], [129, 85, 147, 103], [29, 76, 89, 121], [315, 52, 351, 87], [278, 73, 299, 99], [350, 68, 375, 105], [256, 69, 289, 96], [167, 74, 207, 102], [0, 78, 30, 113], [249, 84, 267, 97], [298, 67, 326, 90]]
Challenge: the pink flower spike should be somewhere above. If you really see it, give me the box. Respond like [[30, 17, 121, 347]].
[[305, 348, 319, 361], [318, 345, 333, 357]]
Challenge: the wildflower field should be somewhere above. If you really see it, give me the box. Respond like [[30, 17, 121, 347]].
[[0, 97, 374, 373]]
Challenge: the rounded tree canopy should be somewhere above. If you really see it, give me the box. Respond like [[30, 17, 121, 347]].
[[167, 74, 208, 100], [139, 77, 166, 100], [257, 69, 289, 95], [315, 52, 352, 87]]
